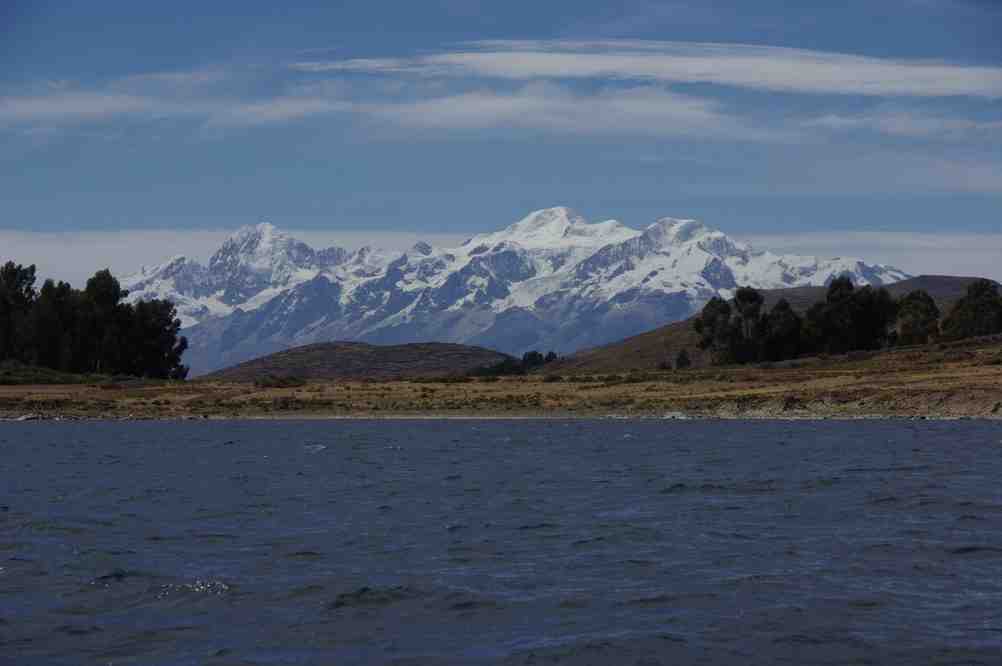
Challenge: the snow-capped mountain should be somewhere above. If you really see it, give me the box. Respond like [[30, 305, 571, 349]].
[[123, 208, 910, 375]]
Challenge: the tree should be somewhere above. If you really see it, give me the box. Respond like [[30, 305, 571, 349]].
[[25, 280, 65, 368], [693, 297, 736, 364], [761, 299, 802, 361], [126, 299, 189, 379], [851, 286, 898, 351], [827, 275, 856, 305], [806, 277, 857, 354], [85, 268, 127, 314], [731, 286, 766, 363], [805, 277, 896, 354], [675, 348, 692, 370], [941, 279, 1002, 341], [0, 262, 37, 361], [897, 290, 940, 346], [0, 262, 189, 379], [544, 351, 558, 364], [521, 350, 545, 369], [733, 287, 765, 339]]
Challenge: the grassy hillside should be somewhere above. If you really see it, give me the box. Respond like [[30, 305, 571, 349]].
[[551, 275, 988, 375], [203, 341, 512, 382]]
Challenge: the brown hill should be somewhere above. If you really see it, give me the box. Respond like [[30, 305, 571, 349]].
[[203, 342, 511, 382], [551, 275, 989, 375]]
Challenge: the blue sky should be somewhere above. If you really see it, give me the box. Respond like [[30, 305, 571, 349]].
[[2, 0, 1000, 281]]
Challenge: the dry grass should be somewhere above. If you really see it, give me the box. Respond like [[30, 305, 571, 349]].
[[2, 336, 1000, 420]]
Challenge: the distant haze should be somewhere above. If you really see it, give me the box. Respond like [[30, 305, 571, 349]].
[[1, 226, 999, 287]]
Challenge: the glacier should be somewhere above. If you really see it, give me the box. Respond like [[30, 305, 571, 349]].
[[123, 207, 910, 375]]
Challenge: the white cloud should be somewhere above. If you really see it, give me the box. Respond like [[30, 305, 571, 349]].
[[807, 111, 1002, 138], [363, 82, 787, 140], [0, 89, 353, 128], [295, 40, 1002, 98], [0, 93, 169, 123], [207, 98, 353, 126], [742, 231, 1002, 281]]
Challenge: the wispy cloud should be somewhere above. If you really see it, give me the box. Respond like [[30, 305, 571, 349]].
[[3, 40, 1000, 196], [115, 68, 232, 91], [207, 98, 353, 126], [294, 40, 1002, 98], [0, 92, 175, 123], [805, 111, 1002, 138], [363, 82, 788, 140], [0, 86, 351, 128]]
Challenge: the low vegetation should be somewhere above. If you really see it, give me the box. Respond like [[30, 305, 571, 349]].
[[469, 350, 559, 377], [253, 375, 308, 389], [0, 360, 110, 386]]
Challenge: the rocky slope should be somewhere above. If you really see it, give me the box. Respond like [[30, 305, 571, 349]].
[[123, 207, 909, 375]]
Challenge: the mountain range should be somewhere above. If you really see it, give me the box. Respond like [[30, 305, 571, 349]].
[[123, 207, 909, 375]]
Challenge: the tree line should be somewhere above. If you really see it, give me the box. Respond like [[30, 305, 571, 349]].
[[693, 277, 1002, 366], [470, 350, 559, 377], [0, 262, 189, 379]]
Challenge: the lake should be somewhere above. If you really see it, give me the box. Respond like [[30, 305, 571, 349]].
[[2, 419, 1001, 665]]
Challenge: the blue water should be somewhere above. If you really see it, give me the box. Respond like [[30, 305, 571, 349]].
[[2, 419, 1001, 665]]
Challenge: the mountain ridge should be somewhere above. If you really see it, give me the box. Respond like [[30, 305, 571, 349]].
[[123, 207, 909, 375]]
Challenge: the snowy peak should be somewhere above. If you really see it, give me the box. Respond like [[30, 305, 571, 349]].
[[470, 206, 640, 251], [209, 222, 312, 278], [124, 255, 209, 297], [121, 207, 911, 375], [643, 218, 711, 245], [203, 223, 352, 305], [510, 206, 585, 236]]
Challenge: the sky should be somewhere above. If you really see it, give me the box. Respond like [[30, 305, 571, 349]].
[[1, 0, 1000, 283]]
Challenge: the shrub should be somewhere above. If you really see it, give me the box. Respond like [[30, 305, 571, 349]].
[[254, 375, 307, 389]]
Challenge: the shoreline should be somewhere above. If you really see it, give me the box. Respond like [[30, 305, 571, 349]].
[[4, 410, 1000, 424], [2, 336, 1000, 423]]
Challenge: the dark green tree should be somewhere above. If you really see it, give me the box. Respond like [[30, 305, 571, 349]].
[[675, 348, 692, 370], [897, 290, 940, 346], [941, 279, 1002, 340], [0, 262, 188, 379], [0, 262, 37, 361], [521, 350, 546, 369], [806, 277, 856, 354], [805, 277, 896, 354], [761, 299, 802, 361], [125, 299, 189, 379], [851, 286, 899, 351], [731, 286, 766, 363], [693, 296, 737, 364]]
